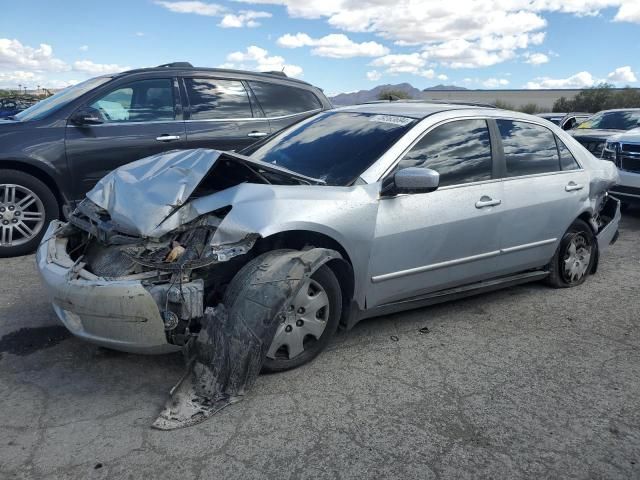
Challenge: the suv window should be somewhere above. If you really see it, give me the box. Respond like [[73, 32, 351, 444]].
[[90, 79, 174, 122], [184, 78, 252, 120], [497, 120, 560, 177], [249, 81, 322, 117], [556, 136, 580, 170], [396, 119, 493, 187]]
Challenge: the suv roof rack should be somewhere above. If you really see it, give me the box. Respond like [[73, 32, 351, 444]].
[[157, 62, 193, 68], [261, 71, 288, 78]]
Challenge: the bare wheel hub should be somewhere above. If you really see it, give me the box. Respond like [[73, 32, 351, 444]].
[[267, 277, 330, 360], [0, 184, 45, 247], [562, 233, 592, 283]]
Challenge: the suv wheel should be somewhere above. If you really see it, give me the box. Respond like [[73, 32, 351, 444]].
[[547, 219, 596, 288], [0, 169, 59, 257]]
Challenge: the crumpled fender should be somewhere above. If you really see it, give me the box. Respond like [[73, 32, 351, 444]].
[[152, 247, 342, 430]]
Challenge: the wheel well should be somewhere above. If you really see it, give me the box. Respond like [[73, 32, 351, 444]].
[[1, 160, 64, 215], [252, 230, 356, 321], [575, 211, 600, 273]]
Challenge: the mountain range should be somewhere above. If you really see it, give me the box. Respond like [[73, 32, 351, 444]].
[[329, 83, 467, 105]]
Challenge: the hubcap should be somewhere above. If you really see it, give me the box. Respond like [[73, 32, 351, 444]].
[[0, 184, 45, 247], [562, 233, 592, 283], [267, 277, 330, 360]]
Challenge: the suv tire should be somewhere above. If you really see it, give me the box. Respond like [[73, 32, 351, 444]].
[[0, 169, 59, 258]]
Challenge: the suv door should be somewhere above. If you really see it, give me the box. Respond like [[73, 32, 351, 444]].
[[181, 77, 270, 151], [65, 77, 186, 198], [247, 81, 324, 133], [496, 119, 588, 273], [367, 119, 505, 307]]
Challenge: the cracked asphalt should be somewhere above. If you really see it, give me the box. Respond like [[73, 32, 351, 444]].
[[1, 210, 639, 480]]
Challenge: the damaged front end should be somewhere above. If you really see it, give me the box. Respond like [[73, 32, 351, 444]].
[[37, 148, 322, 353]]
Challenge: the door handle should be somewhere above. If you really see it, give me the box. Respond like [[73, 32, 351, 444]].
[[156, 135, 181, 142], [247, 131, 268, 138], [475, 196, 501, 209], [565, 181, 584, 192]]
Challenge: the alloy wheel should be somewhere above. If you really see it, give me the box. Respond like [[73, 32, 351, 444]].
[[0, 184, 46, 247]]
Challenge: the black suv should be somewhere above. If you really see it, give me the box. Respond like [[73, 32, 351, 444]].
[[0, 62, 331, 257]]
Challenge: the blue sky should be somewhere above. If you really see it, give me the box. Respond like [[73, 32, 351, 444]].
[[1, 0, 639, 95]]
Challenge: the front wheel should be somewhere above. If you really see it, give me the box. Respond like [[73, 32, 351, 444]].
[[0, 170, 59, 258], [223, 252, 342, 373], [547, 219, 596, 288]]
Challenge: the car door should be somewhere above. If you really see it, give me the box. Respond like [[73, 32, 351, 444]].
[[496, 119, 589, 274], [247, 81, 324, 134], [181, 77, 270, 152], [366, 119, 505, 307], [65, 77, 186, 198]]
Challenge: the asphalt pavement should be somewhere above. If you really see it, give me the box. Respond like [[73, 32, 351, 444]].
[[1, 210, 639, 479]]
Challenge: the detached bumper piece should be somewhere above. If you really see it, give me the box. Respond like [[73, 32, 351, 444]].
[[596, 196, 621, 253], [153, 248, 340, 430]]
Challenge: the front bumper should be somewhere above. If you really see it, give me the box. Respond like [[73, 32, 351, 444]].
[[36, 221, 182, 354]]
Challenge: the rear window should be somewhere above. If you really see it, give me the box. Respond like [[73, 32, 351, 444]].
[[556, 137, 580, 170], [184, 78, 252, 120], [497, 120, 560, 177], [245, 112, 416, 185], [249, 81, 322, 117]]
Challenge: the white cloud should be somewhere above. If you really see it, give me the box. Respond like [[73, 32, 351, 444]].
[[437, 74, 448, 81], [367, 70, 382, 81], [135, 32, 145, 37], [607, 65, 637, 83], [222, 45, 303, 77], [79, 45, 89, 52], [368, 53, 440, 78], [614, 2, 640, 23], [155, 0, 225, 16], [524, 52, 549, 65], [73, 60, 131, 75], [235, 0, 639, 68], [525, 71, 595, 89], [277, 32, 388, 58], [482, 78, 510, 88], [0, 38, 68, 72], [219, 10, 271, 27]]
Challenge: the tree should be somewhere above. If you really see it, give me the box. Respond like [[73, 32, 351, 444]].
[[552, 84, 640, 113], [376, 89, 412, 100]]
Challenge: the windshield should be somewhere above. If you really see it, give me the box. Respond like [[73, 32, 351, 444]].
[[244, 112, 417, 186], [577, 110, 640, 131], [15, 77, 111, 121]]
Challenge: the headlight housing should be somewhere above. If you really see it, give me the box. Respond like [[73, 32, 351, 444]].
[[602, 141, 619, 162]]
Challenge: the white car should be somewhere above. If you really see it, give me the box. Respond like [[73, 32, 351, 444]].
[[602, 127, 640, 209]]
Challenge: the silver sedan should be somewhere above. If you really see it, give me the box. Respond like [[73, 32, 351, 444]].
[[37, 102, 620, 371]]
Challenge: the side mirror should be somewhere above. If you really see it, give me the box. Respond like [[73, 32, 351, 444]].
[[382, 167, 440, 196], [70, 107, 104, 126]]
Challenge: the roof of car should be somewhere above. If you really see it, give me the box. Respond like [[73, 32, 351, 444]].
[[332, 101, 494, 119], [112, 64, 315, 87], [598, 108, 640, 113]]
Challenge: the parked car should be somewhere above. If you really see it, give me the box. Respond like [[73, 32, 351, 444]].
[[537, 112, 591, 130], [569, 108, 640, 157], [37, 102, 620, 372], [0, 62, 331, 257], [0, 97, 35, 119], [602, 127, 640, 210]]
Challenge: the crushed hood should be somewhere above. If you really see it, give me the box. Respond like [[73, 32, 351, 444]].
[[86, 148, 322, 238]]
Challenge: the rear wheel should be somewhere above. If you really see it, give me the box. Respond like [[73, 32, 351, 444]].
[[547, 219, 596, 288], [0, 170, 59, 258]]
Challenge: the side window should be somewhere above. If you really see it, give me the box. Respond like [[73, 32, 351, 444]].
[[183, 78, 252, 120], [396, 119, 493, 187], [90, 79, 174, 122], [556, 136, 580, 170], [249, 81, 322, 117], [497, 120, 560, 177]]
